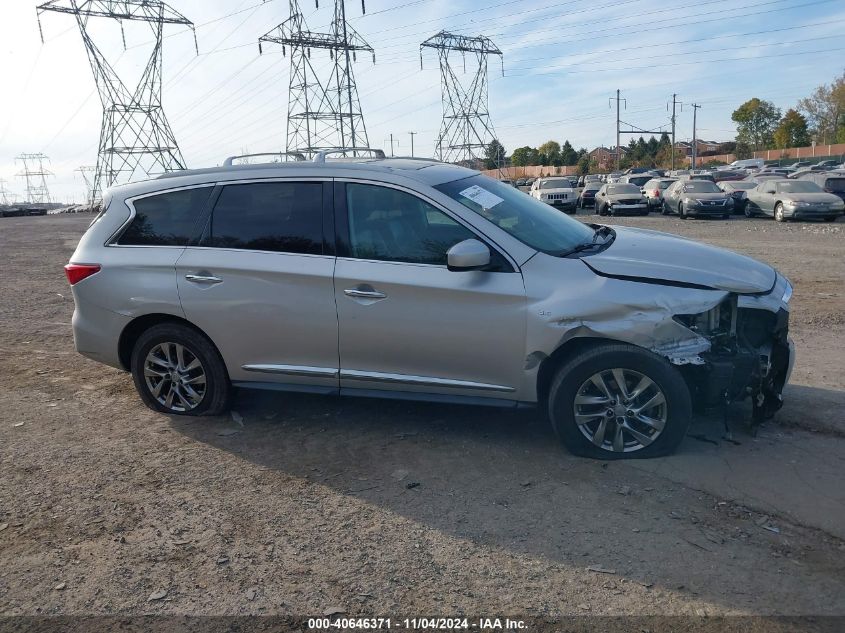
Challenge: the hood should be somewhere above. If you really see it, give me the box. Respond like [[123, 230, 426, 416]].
[[539, 187, 575, 194], [582, 226, 777, 294], [781, 192, 843, 204]]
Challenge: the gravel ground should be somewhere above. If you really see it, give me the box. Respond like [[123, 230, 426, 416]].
[[0, 213, 843, 623]]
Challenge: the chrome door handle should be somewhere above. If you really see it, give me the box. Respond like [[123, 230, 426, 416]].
[[185, 274, 222, 284], [344, 288, 386, 299]]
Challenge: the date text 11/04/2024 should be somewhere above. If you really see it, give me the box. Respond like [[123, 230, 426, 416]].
[[307, 617, 527, 630]]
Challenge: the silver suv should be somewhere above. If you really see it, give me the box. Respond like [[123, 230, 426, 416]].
[[66, 152, 794, 459]]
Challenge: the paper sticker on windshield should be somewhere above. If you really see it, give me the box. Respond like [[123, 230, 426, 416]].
[[459, 185, 504, 209]]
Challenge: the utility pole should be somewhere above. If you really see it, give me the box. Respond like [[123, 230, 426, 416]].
[[691, 103, 702, 169], [37, 1, 197, 201], [669, 94, 681, 171], [609, 90, 626, 171], [385, 134, 399, 156], [408, 131, 416, 157]]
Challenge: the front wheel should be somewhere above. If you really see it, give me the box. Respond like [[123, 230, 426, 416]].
[[547, 343, 692, 459], [774, 203, 786, 222], [661, 200, 671, 215], [679, 203, 688, 219], [130, 323, 231, 416]]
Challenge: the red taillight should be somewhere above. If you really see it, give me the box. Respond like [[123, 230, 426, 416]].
[[64, 263, 101, 285], [653, 189, 660, 197]]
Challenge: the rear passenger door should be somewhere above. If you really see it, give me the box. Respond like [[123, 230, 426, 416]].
[[175, 180, 339, 391]]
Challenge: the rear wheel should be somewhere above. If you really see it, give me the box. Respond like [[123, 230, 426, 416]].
[[774, 203, 786, 222], [744, 205, 756, 218], [679, 203, 688, 219], [547, 343, 691, 459], [130, 323, 231, 416], [661, 200, 671, 215]]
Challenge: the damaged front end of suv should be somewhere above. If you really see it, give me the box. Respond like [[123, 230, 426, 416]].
[[672, 276, 794, 426]]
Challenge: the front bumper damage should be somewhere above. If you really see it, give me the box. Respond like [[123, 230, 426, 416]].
[[673, 291, 792, 427]]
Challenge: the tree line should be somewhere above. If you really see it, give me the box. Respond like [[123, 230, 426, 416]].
[[731, 70, 844, 157]]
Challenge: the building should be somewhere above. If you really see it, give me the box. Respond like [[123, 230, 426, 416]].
[[674, 139, 724, 157], [588, 146, 626, 169]]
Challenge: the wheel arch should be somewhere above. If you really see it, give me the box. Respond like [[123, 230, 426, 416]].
[[535, 336, 621, 406], [118, 313, 220, 371]]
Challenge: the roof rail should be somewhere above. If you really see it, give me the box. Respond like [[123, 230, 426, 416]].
[[223, 152, 306, 166], [313, 148, 386, 163]]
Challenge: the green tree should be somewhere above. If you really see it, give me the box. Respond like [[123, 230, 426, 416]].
[[577, 154, 591, 175], [731, 98, 781, 151], [773, 109, 811, 149], [510, 146, 539, 166], [560, 140, 578, 165], [538, 140, 561, 165], [484, 139, 506, 169], [798, 70, 845, 144]]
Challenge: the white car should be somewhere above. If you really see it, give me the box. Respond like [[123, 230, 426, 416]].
[[529, 177, 578, 214]]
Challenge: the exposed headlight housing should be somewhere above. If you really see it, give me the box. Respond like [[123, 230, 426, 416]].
[[782, 281, 793, 303]]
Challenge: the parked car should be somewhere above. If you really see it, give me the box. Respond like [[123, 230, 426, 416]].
[[745, 179, 845, 221], [525, 178, 535, 186], [584, 174, 602, 184], [679, 173, 716, 183], [711, 169, 746, 182], [578, 181, 602, 209], [530, 177, 578, 213], [606, 172, 623, 184], [595, 183, 649, 216], [729, 158, 765, 170], [718, 181, 759, 215], [64, 153, 796, 459], [662, 179, 734, 218], [500, 179, 515, 187], [669, 169, 690, 178], [516, 178, 527, 187], [786, 161, 811, 170], [643, 178, 677, 209], [623, 167, 651, 175], [743, 173, 788, 183], [793, 169, 845, 201], [813, 160, 840, 170], [619, 174, 654, 188]]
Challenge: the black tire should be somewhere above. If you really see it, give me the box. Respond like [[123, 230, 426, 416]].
[[661, 200, 671, 215], [678, 202, 688, 219], [774, 202, 786, 222], [597, 204, 605, 216], [547, 343, 692, 459], [744, 205, 756, 218], [130, 322, 231, 416]]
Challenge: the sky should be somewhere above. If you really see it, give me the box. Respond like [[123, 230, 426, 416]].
[[1, 0, 844, 203]]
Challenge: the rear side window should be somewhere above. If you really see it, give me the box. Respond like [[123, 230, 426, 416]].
[[119, 187, 212, 246], [201, 181, 323, 255], [825, 178, 845, 193]]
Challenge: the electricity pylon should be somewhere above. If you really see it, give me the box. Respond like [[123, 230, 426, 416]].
[[0, 179, 17, 206], [76, 165, 97, 207], [36, 0, 197, 200], [259, 0, 374, 156], [420, 31, 503, 165], [15, 153, 53, 204]]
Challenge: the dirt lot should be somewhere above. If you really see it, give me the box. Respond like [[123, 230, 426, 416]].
[[1, 213, 844, 623]]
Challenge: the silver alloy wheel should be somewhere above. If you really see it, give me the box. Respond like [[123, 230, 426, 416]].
[[143, 342, 207, 412], [573, 368, 668, 453], [774, 203, 784, 222]]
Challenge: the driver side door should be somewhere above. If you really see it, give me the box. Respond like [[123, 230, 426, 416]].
[[333, 181, 527, 402]]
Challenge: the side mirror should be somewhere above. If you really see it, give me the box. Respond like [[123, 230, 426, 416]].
[[447, 239, 490, 272]]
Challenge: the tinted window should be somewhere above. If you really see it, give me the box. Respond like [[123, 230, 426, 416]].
[[825, 178, 845, 193], [202, 182, 322, 254], [119, 187, 212, 246], [607, 184, 641, 194], [346, 183, 475, 265]]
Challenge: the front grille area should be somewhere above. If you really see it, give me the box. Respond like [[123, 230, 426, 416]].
[[546, 193, 570, 200], [615, 198, 643, 205]]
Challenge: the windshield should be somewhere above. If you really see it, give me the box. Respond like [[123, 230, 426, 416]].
[[683, 181, 720, 193], [729, 181, 758, 190], [607, 184, 641, 195], [539, 178, 573, 189], [776, 181, 823, 194], [435, 175, 594, 255], [626, 176, 652, 186]]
